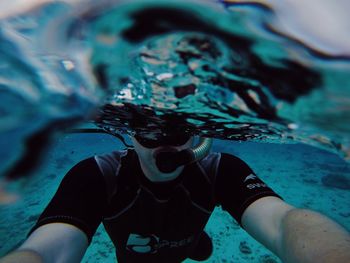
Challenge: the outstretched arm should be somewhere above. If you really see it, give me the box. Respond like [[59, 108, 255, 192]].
[[0, 250, 43, 263], [1, 157, 106, 263], [241, 196, 350, 263], [278, 208, 350, 263], [0, 223, 88, 263]]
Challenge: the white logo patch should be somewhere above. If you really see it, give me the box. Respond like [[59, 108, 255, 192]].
[[247, 183, 267, 189], [126, 233, 158, 253], [126, 233, 194, 254], [244, 173, 257, 182]]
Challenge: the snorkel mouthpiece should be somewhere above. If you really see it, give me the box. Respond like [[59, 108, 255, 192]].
[[155, 149, 193, 173], [155, 137, 213, 173]]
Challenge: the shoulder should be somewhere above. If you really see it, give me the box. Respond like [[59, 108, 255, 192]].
[[48, 155, 109, 201], [199, 152, 250, 170], [196, 152, 252, 184], [94, 150, 128, 177], [61, 156, 102, 184], [27, 156, 110, 245], [54, 155, 109, 207], [220, 153, 252, 166], [214, 152, 255, 191], [218, 152, 253, 172], [213, 152, 282, 225]]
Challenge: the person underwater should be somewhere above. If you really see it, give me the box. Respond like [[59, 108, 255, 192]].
[[1, 132, 350, 263]]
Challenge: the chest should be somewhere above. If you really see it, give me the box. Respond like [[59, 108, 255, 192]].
[[103, 183, 214, 239]]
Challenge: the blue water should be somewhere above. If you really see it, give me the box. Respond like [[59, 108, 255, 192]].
[[0, 0, 350, 262], [1, 0, 350, 180]]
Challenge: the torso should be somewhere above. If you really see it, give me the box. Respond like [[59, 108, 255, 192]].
[[96, 150, 220, 262]]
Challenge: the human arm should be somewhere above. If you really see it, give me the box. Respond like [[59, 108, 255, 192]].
[[241, 196, 350, 263], [0, 250, 43, 263], [0, 157, 108, 263], [215, 153, 350, 263], [0, 223, 88, 263]]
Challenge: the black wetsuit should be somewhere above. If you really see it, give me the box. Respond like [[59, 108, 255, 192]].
[[29, 150, 281, 262]]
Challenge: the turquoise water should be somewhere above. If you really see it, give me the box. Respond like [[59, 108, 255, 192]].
[[1, 0, 350, 262], [1, 0, 350, 180]]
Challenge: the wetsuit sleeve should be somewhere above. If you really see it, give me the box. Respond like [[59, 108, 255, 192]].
[[28, 157, 108, 244], [215, 153, 282, 226]]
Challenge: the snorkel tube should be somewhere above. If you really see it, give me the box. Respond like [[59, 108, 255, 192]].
[[155, 137, 213, 173]]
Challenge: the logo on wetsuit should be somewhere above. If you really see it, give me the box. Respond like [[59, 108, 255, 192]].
[[244, 174, 257, 182], [244, 173, 267, 189], [126, 233, 195, 254]]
